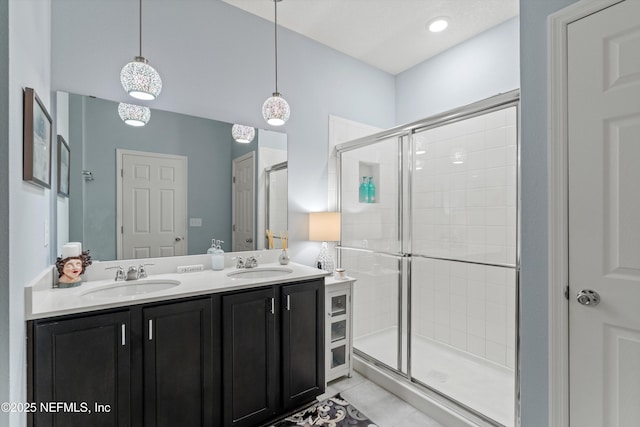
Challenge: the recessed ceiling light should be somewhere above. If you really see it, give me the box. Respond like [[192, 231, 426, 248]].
[[428, 18, 449, 33]]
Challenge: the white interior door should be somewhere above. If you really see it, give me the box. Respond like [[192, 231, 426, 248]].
[[232, 152, 255, 251], [118, 150, 188, 259], [568, 1, 640, 425]]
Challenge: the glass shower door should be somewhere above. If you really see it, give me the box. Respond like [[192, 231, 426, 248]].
[[338, 135, 406, 372], [410, 106, 518, 426]]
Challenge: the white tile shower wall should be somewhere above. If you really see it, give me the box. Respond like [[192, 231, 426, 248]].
[[411, 248, 516, 369], [340, 137, 400, 253], [328, 115, 382, 211], [340, 249, 400, 340], [412, 107, 517, 266]]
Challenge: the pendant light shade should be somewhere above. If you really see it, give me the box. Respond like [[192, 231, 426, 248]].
[[121, 56, 162, 100], [118, 102, 151, 127], [262, 93, 290, 126], [263, 0, 289, 126], [232, 124, 256, 143], [120, 0, 162, 100]]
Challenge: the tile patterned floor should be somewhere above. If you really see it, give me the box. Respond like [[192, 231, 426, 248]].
[[319, 372, 445, 427]]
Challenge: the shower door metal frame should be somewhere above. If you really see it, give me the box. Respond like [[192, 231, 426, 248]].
[[336, 132, 409, 377], [264, 161, 287, 248], [336, 89, 521, 427]]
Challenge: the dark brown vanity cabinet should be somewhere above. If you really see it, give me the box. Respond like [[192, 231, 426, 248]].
[[143, 298, 219, 427], [280, 281, 325, 409], [30, 297, 219, 427], [29, 278, 324, 427], [31, 310, 132, 427], [221, 278, 325, 427]]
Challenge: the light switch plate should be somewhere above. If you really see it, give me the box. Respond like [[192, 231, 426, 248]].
[[189, 218, 202, 227]]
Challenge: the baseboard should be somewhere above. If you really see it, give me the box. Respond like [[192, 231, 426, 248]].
[[353, 355, 490, 427]]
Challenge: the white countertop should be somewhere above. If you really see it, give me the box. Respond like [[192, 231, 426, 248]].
[[26, 261, 330, 320]]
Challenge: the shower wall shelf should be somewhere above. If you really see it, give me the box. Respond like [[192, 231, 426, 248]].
[[325, 277, 355, 383]]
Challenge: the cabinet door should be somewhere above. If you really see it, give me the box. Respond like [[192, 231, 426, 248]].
[[143, 297, 217, 427], [222, 287, 276, 427], [281, 279, 325, 410], [33, 310, 131, 427]]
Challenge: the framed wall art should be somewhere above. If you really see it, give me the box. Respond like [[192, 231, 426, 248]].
[[57, 135, 70, 197], [23, 87, 52, 189]]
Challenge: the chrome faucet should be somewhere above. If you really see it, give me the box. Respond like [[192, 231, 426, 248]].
[[125, 263, 154, 280], [234, 256, 259, 269], [107, 263, 153, 281], [138, 263, 152, 279], [126, 266, 139, 281], [106, 266, 126, 281], [234, 257, 245, 269]]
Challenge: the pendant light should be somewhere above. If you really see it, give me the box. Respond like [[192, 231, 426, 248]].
[[262, 0, 290, 126], [120, 0, 162, 100], [118, 102, 151, 127], [232, 124, 256, 143]]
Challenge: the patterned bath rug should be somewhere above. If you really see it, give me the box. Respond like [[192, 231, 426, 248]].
[[269, 394, 378, 427]]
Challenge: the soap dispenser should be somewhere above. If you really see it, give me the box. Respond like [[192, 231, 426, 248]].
[[211, 240, 225, 271]]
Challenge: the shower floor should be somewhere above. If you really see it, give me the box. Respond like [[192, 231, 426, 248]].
[[355, 329, 514, 427]]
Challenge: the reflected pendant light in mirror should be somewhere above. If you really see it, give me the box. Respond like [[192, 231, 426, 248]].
[[262, 0, 290, 126], [120, 0, 162, 100], [232, 124, 255, 143], [118, 102, 151, 127]]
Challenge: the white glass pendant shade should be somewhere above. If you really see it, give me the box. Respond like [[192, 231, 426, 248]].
[[262, 92, 290, 126], [232, 124, 255, 143], [118, 102, 151, 127], [120, 56, 162, 100]]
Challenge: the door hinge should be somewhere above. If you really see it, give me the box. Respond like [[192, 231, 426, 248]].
[[564, 286, 569, 300], [121, 226, 124, 234], [121, 169, 123, 177], [232, 176, 236, 184], [232, 224, 236, 232]]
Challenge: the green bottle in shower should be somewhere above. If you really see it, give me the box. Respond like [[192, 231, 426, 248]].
[[368, 176, 376, 203], [359, 177, 369, 203]]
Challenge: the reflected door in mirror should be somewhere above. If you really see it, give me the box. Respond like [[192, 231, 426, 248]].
[[119, 150, 188, 259], [232, 152, 256, 252]]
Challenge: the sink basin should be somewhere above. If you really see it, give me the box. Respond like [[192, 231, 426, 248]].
[[82, 279, 181, 299], [227, 267, 293, 279]]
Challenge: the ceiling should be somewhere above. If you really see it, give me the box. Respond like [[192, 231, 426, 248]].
[[222, 0, 519, 75]]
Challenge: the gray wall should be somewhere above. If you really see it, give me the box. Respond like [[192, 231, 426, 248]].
[[5, 0, 54, 424], [70, 94, 234, 260], [519, 0, 578, 426], [0, 0, 10, 416], [396, 16, 519, 124]]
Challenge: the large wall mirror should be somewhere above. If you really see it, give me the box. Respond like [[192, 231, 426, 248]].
[[60, 92, 287, 261]]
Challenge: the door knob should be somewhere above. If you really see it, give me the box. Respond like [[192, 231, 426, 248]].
[[246, 238, 253, 243], [175, 236, 184, 242], [576, 289, 600, 306]]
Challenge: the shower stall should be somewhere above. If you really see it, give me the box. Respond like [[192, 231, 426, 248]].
[[336, 91, 519, 427]]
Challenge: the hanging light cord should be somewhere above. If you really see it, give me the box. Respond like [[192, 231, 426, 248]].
[[274, 0, 279, 93], [139, 0, 143, 57]]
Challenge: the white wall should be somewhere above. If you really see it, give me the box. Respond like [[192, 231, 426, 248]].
[[5, 1, 53, 426], [396, 17, 519, 125]]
